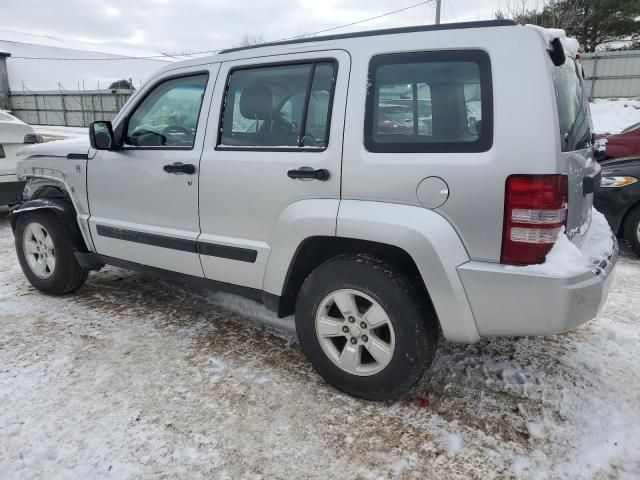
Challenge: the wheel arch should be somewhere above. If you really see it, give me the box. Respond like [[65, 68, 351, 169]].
[[267, 200, 481, 343], [275, 236, 434, 319], [10, 197, 88, 252]]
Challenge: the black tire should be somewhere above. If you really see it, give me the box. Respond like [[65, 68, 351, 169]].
[[623, 204, 640, 257], [14, 211, 88, 295], [295, 254, 438, 401]]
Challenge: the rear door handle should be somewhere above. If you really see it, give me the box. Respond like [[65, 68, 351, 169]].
[[163, 162, 196, 175], [287, 167, 330, 181]]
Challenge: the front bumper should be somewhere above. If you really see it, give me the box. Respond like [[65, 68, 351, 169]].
[[0, 179, 26, 206], [457, 238, 618, 337]]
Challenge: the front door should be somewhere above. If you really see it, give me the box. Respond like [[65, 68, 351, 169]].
[[198, 51, 349, 289], [87, 64, 219, 276]]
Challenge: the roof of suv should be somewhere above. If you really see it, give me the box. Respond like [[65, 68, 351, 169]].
[[219, 20, 518, 54]]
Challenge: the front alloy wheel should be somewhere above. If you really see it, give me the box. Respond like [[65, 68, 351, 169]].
[[15, 210, 88, 295], [22, 222, 56, 279]]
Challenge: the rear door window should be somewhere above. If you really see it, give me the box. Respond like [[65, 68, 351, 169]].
[[218, 61, 337, 149], [365, 50, 493, 153]]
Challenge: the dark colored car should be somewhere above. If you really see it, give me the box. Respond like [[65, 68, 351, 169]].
[[599, 121, 640, 160], [594, 156, 640, 256]]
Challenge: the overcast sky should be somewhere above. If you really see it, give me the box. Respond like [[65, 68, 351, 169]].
[[0, 0, 537, 55]]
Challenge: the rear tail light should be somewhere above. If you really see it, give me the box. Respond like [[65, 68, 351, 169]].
[[501, 174, 568, 265]]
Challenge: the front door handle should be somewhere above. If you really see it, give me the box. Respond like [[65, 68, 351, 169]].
[[163, 162, 196, 175], [287, 167, 330, 181]]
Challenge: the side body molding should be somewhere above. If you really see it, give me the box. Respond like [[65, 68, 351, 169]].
[[262, 199, 340, 296], [337, 200, 480, 343]]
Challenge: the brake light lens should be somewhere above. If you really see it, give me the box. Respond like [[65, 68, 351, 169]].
[[501, 174, 568, 265]]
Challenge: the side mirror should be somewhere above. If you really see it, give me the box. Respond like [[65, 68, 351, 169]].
[[595, 148, 607, 162], [90, 121, 120, 150]]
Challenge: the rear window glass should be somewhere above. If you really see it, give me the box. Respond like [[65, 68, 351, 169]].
[[552, 58, 592, 152], [218, 61, 336, 149], [365, 50, 493, 153]]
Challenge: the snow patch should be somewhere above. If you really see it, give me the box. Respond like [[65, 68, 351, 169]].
[[526, 422, 546, 439], [525, 25, 580, 56], [508, 208, 614, 276], [207, 357, 227, 374], [206, 292, 296, 336], [590, 98, 640, 135], [446, 433, 464, 454]]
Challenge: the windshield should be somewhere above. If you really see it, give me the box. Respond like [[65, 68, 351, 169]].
[[552, 57, 592, 152]]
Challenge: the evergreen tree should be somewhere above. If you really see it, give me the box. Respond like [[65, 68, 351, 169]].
[[496, 0, 640, 52]]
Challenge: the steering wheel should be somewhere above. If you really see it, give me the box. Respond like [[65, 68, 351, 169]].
[[163, 124, 193, 137]]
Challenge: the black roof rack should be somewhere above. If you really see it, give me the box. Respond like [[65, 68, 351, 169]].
[[220, 20, 518, 54]]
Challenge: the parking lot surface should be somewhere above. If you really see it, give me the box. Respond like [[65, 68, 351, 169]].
[[1, 209, 639, 479]]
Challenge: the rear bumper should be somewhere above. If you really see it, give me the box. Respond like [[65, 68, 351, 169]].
[[457, 237, 618, 337], [0, 179, 26, 205]]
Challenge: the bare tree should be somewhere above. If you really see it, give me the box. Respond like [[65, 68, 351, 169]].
[[237, 33, 265, 47]]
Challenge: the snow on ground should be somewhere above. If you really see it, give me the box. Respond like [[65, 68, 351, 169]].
[[590, 98, 640, 135], [1, 208, 639, 479]]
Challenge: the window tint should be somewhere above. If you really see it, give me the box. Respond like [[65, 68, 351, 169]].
[[552, 58, 592, 152], [365, 51, 492, 153], [219, 61, 336, 149], [126, 74, 208, 148]]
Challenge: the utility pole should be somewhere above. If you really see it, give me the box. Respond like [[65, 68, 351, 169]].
[[0, 52, 11, 110], [435, 0, 442, 24]]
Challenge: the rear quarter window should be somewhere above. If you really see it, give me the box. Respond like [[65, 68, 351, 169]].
[[552, 58, 592, 152], [365, 50, 493, 153]]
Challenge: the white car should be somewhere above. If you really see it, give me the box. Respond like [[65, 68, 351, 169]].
[[0, 111, 40, 205]]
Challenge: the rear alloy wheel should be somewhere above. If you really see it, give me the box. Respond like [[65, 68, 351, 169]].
[[623, 205, 640, 257], [315, 289, 396, 376], [15, 211, 88, 295], [296, 254, 438, 401]]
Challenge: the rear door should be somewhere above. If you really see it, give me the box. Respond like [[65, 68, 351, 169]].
[[87, 64, 219, 276], [197, 51, 348, 289]]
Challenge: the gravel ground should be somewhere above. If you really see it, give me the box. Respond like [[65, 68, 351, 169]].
[[1, 208, 639, 480]]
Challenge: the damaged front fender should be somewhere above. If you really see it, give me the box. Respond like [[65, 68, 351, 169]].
[[9, 199, 87, 252]]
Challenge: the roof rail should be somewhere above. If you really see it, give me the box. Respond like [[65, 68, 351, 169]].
[[220, 20, 518, 54]]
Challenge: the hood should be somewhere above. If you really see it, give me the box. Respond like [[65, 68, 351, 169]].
[[0, 111, 35, 144], [17, 137, 91, 159], [601, 156, 640, 175]]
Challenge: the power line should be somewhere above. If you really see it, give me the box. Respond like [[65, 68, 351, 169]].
[[7, 1, 432, 61], [278, 1, 431, 42]]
